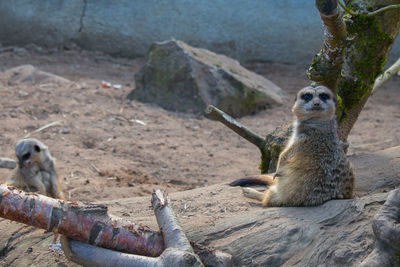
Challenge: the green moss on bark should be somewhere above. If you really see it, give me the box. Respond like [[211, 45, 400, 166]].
[[259, 123, 293, 173], [258, 148, 270, 174], [337, 14, 391, 111]]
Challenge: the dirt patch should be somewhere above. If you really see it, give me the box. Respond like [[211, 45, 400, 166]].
[[0, 45, 399, 201]]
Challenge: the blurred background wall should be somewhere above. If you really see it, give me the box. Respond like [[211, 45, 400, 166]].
[[0, 0, 399, 66]]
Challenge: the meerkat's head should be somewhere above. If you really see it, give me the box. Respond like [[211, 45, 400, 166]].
[[15, 138, 47, 168], [292, 86, 336, 122]]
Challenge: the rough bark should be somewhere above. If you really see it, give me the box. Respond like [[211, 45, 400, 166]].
[[334, 0, 400, 140], [212, 0, 400, 172], [307, 0, 346, 92], [309, 0, 400, 140], [360, 188, 400, 267], [62, 190, 211, 267], [0, 184, 164, 256], [0, 184, 230, 266], [189, 192, 388, 266]]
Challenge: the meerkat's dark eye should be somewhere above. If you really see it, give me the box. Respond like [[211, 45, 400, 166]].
[[301, 93, 313, 102], [22, 153, 31, 161], [319, 93, 330, 102], [34, 145, 41, 152]]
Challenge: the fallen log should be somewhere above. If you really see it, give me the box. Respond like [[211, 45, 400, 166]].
[[0, 184, 231, 266], [62, 189, 205, 267]]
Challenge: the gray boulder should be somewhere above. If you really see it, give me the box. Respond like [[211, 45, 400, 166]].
[[128, 40, 283, 117]]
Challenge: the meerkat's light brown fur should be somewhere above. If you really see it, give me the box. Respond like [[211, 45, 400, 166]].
[[7, 138, 64, 199], [237, 86, 354, 206]]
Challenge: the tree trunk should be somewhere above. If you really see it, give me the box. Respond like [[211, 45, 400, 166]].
[[213, 0, 400, 173]]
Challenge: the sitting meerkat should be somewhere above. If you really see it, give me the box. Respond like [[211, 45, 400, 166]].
[[231, 86, 354, 206], [7, 138, 64, 199]]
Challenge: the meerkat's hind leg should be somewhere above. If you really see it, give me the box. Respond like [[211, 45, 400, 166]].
[[242, 187, 265, 202]]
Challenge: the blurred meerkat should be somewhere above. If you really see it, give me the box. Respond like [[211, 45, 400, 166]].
[[7, 138, 64, 199], [231, 86, 354, 206]]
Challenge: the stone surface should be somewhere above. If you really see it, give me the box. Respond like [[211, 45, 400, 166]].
[[128, 40, 283, 117]]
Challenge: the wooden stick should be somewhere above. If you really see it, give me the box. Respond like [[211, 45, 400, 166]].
[[62, 190, 206, 267], [24, 120, 63, 138], [0, 184, 164, 257], [372, 57, 400, 95], [0, 184, 231, 266], [205, 105, 265, 150], [367, 4, 400, 17], [152, 190, 195, 251], [61, 238, 160, 267], [0, 158, 16, 169]]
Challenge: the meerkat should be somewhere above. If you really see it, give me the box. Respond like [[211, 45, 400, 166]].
[[7, 138, 64, 199], [231, 86, 354, 207]]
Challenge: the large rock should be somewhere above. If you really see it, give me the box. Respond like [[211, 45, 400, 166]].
[[128, 40, 283, 117]]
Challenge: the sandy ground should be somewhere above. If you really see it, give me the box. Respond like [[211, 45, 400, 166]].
[[0, 45, 398, 202], [0, 45, 398, 266]]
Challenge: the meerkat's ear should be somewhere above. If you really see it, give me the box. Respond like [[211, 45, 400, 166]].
[[34, 145, 41, 152]]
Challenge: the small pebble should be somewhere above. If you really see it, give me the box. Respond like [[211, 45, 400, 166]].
[[60, 129, 70, 134]]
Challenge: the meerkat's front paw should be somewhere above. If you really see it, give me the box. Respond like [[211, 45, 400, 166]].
[[242, 187, 253, 197], [242, 187, 265, 201]]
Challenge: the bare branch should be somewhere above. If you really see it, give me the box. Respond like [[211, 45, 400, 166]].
[[0, 184, 230, 266], [63, 190, 206, 267], [337, 0, 357, 16], [372, 57, 400, 95], [61, 238, 159, 267], [151, 189, 204, 266], [205, 105, 265, 150], [367, 4, 400, 16], [152, 190, 194, 252], [338, 1, 400, 17], [24, 120, 63, 138], [0, 184, 164, 256]]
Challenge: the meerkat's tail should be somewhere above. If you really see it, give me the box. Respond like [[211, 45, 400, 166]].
[[229, 174, 274, 187]]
